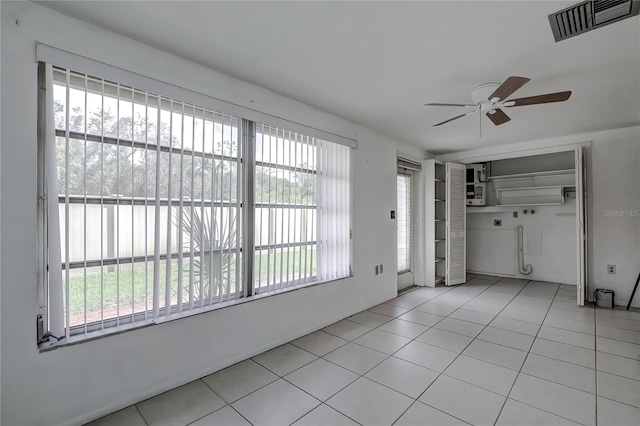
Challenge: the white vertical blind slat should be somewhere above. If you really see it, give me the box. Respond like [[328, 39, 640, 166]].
[[152, 99, 162, 320], [266, 127, 272, 292], [285, 132, 293, 287], [204, 113, 213, 309], [217, 115, 224, 303], [130, 87, 136, 325], [83, 74, 88, 336], [100, 78, 106, 330], [177, 103, 185, 313], [64, 69, 71, 338], [44, 64, 65, 337], [235, 118, 241, 299], [316, 138, 324, 281], [164, 100, 174, 316], [307, 135, 315, 282], [195, 107, 204, 308], [226, 115, 233, 300], [143, 93, 149, 321], [257, 124, 265, 290], [115, 83, 121, 326]]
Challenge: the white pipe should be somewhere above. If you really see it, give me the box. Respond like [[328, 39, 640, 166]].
[[517, 225, 533, 275]]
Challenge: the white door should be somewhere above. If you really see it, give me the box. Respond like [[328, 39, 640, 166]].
[[397, 171, 414, 290], [576, 146, 588, 305], [446, 163, 466, 285]]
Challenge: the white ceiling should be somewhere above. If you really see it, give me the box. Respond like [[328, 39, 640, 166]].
[[38, 1, 640, 153]]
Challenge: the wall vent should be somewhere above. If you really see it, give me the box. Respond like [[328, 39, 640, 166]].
[[549, 0, 640, 42]]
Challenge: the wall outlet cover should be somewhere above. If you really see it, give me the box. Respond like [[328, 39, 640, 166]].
[[607, 265, 616, 275]]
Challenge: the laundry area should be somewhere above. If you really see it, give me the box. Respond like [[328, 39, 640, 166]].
[[465, 151, 579, 286], [424, 148, 588, 305]]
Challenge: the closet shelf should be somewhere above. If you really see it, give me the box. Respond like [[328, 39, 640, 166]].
[[491, 169, 575, 206]]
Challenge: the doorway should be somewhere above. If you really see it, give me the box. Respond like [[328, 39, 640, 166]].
[[397, 169, 415, 290]]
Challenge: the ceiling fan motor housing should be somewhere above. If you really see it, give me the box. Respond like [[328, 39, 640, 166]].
[[471, 83, 501, 106]]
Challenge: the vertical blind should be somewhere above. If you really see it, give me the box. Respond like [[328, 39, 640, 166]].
[[397, 173, 412, 273], [46, 64, 242, 338], [253, 124, 351, 293], [41, 62, 352, 342], [317, 139, 351, 281], [254, 124, 317, 292]]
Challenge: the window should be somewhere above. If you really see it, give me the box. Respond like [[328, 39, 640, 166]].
[[397, 172, 412, 273], [43, 65, 242, 338], [38, 59, 353, 345], [253, 124, 351, 294], [254, 124, 317, 292]]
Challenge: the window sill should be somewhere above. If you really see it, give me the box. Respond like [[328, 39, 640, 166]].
[[38, 274, 353, 352]]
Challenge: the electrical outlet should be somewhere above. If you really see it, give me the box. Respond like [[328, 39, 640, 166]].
[[379, 264, 383, 274], [494, 219, 502, 226], [375, 265, 379, 275], [513, 211, 518, 218], [607, 265, 616, 275]]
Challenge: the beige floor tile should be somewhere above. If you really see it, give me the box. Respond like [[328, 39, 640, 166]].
[[137, 380, 225, 426]]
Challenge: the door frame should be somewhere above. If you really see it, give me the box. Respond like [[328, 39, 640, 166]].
[[576, 146, 588, 305]]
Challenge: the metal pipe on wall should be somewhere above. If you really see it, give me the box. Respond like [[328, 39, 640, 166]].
[[518, 225, 533, 275]]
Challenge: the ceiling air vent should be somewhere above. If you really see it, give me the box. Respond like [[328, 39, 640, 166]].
[[549, 0, 640, 42]]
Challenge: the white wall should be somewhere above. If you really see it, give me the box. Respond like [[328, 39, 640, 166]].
[[466, 200, 578, 285], [439, 125, 640, 307], [591, 132, 640, 307], [0, 3, 427, 425]]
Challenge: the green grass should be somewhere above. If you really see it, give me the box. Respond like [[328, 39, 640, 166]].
[[67, 263, 176, 315], [254, 246, 316, 286], [66, 248, 316, 316]]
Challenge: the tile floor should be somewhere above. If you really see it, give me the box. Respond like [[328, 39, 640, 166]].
[[89, 275, 640, 426]]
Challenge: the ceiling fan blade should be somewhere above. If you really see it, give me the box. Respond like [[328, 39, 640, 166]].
[[489, 76, 530, 101], [507, 91, 572, 107], [486, 109, 511, 126], [432, 112, 474, 127], [425, 103, 476, 107]]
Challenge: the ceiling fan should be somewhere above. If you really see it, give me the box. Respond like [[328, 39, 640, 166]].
[[425, 76, 571, 128]]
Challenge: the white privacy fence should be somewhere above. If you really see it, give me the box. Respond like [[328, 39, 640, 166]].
[[60, 204, 316, 271]]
